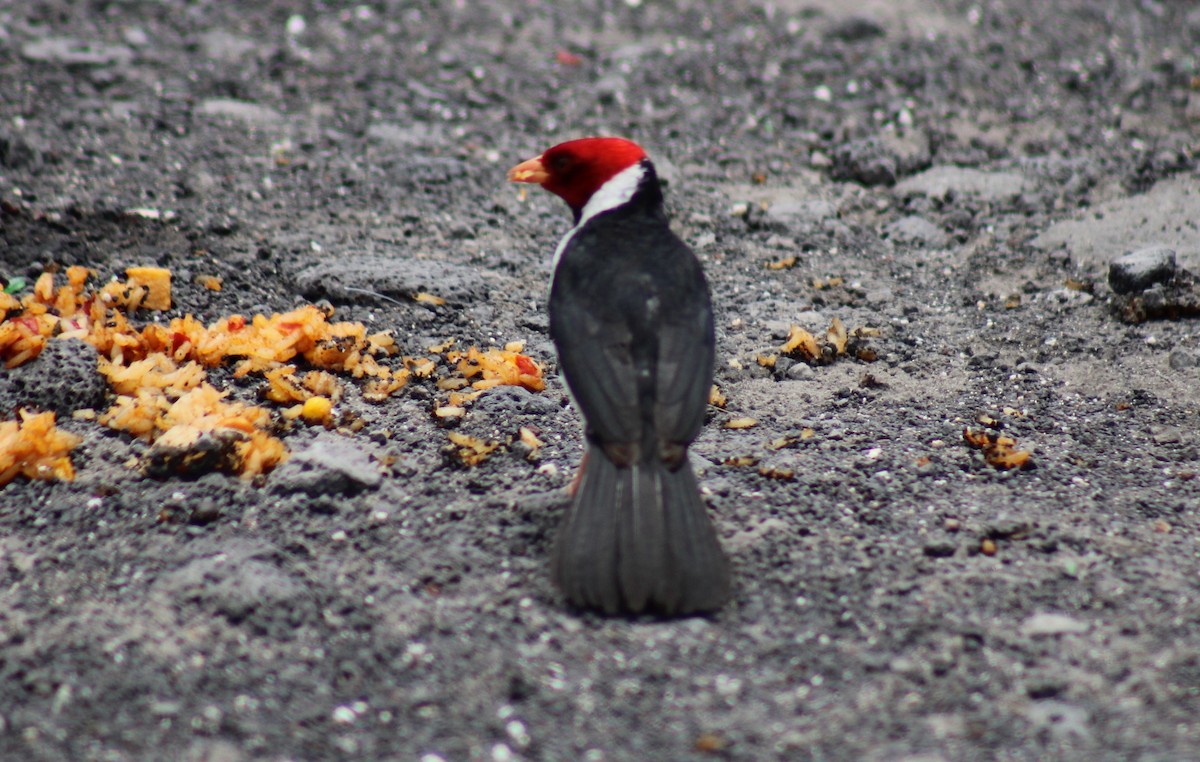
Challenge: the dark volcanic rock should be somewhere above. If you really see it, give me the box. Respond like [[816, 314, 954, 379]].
[[289, 255, 488, 305], [0, 338, 106, 416], [269, 433, 382, 497], [831, 137, 898, 186], [1109, 246, 1177, 295]]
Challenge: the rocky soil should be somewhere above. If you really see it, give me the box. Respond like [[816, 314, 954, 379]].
[[2, 0, 1199, 760]]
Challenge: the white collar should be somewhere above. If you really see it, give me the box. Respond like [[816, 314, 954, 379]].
[[552, 161, 647, 269]]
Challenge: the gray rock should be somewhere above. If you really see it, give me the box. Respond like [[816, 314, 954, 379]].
[[0, 132, 45, 169], [270, 434, 382, 496], [198, 30, 258, 62], [831, 134, 930, 186], [474, 385, 559, 416], [772, 356, 796, 378], [922, 540, 956, 558], [895, 166, 1027, 202], [825, 15, 886, 42], [179, 168, 218, 198], [765, 198, 837, 231], [1031, 176, 1200, 268], [366, 122, 444, 147], [865, 287, 894, 306], [180, 740, 248, 762], [289, 255, 486, 305], [595, 73, 630, 106], [0, 338, 107, 417], [121, 27, 150, 47], [1020, 612, 1089, 637], [1024, 701, 1092, 742], [786, 362, 815, 380], [1109, 247, 1176, 295], [883, 215, 949, 248], [1150, 425, 1183, 445], [401, 156, 470, 185], [22, 37, 133, 66], [832, 138, 897, 186], [155, 539, 310, 631], [145, 428, 244, 479], [1168, 350, 1200, 370], [197, 99, 284, 127]]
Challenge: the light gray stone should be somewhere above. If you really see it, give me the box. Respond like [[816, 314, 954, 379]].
[[895, 166, 1027, 201], [1020, 612, 1089, 637]]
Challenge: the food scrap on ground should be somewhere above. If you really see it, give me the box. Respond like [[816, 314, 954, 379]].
[[445, 432, 502, 466], [414, 291, 447, 306], [0, 410, 82, 487], [0, 266, 548, 483], [963, 427, 1033, 470], [518, 426, 543, 452], [757, 465, 795, 481], [723, 455, 759, 467], [725, 417, 758, 429], [448, 341, 544, 393], [773, 317, 880, 366], [708, 385, 727, 407]]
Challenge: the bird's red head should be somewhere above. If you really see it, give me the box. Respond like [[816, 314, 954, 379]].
[[508, 137, 648, 214]]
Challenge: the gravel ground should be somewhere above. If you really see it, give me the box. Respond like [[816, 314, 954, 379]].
[[2, 1, 1200, 760]]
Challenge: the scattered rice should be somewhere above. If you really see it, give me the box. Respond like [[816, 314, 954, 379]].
[[0, 410, 82, 487], [0, 267, 547, 483]]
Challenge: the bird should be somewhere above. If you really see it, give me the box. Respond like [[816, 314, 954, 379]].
[[508, 137, 731, 615]]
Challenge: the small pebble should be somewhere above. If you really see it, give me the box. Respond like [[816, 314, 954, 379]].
[[189, 501, 222, 525]]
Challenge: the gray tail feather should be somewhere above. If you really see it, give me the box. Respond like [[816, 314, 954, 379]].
[[551, 445, 731, 615]]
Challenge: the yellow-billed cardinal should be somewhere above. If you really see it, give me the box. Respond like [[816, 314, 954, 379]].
[[508, 137, 731, 615]]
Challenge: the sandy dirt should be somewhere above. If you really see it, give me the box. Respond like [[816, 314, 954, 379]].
[[2, 1, 1200, 760]]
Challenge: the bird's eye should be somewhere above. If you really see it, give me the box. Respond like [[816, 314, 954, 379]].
[[551, 155, 574, 173]]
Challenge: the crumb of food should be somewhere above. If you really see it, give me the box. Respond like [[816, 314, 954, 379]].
[[776, 317, 877, 367], [414, 292, 446, 306], [724, 417, 758, 429], [452, 346, 544, 392], [2, 266, 550, 481], [693, 733, 726, 753], [780, 325, 821, 361], [301, 396, 332, 423], [125, 266, 172, 311], [708, 385, 727, 407], [963, 428, 1033, 470], [757, 465, 795, 480], [519, 426, 543, 451], [446, 432, 501, 466], [0, 410, 82, 486], [723, 455, 759, 467], [826, 317, 847, 355]]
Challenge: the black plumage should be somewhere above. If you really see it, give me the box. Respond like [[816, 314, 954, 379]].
[[547, 162, 731, 615]]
